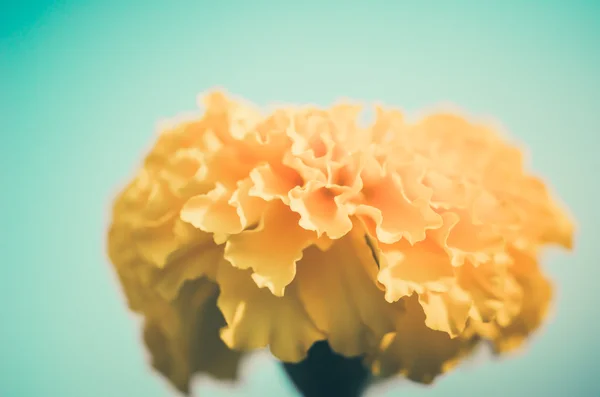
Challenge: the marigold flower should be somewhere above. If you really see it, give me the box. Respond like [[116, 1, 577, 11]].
[[107, 90, 574, 394]]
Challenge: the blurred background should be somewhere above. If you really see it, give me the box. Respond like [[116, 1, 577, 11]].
[[1, 0, 598, 396]]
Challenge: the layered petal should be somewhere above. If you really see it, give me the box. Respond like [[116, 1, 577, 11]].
[[473, 249, 553, 353], [288, 181, 354, 239], [180, 183, 243, 241], [418, 285, 472, 338], [223, 201, 316, 296], [106, 90, 575, 393], [440, 210, 506, 267], [216, 260, 325, 362], [377, 237, 454, 303], [143, 278, 243, 394], [367, 296, 478, 383], [295, 225, 398, 356], [249, 162, 302, 203], [356, 165, 442, 245]]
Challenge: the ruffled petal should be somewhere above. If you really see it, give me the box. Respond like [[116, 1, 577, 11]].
[[295, 226, 398, 356], [367, 296, 477, 383], [223, 201, 316, 296], [180, 183, 242, 242], [107, 90, 575, 392], [376, 212, 456, 303], [356, 167, 442, 245], [131, 217, 211, 269], [216, 260, 325, 362], [418, 285, 472, 338], [107, 225, 157, 311], [288, 180, 354, 239], [377, 239, 454, 303], [457, 260, 507, 323], [423, 169, 470, 210], [228, 177, 268, 229], [475, 249, 553, 353], [143, 278, 243, 394], [108, 220, 219, 304], [152, 244, 223, 300], [249, 162, 302, 203], [440, 209, 506, 267]]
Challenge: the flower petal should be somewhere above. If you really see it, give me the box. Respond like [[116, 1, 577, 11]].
[[475, 249, 553, 353], [356, 168, 442, 245], [153, 244, 223, 300], [418, 284, 472, 338], [443, 208, 506, 267], [133, 218, 211, 269], [217, 260, 325, 362], [108, 220, 219, 303], [223, 201, 315, 296], [180, 183, 242, 242], [295, 226, 398, 356], [228, 177, 268, 229], [377, 239, 454, 303], [143, 278, 243, 394], [457, 260, 507, 323], [368, 296, 477, 383], [248, 162, 301, 204], [288, 181, 354, 239]]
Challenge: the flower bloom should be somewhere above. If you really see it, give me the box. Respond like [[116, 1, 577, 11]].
[[107, 91, 574, 393]]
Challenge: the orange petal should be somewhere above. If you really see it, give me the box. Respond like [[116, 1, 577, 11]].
[[180, 183, 242, 243], [476, 249, 553, 353], [217, 260, 325, 362], [143, 278, 243, 394], [368, 296, 477, 383], [377, 239, 454, 303], [357, 169, 442, 245], [457, 261, 507, 323], [132, 217, 211, 269], [108, 218, 219, 303], [288, 181, 354, 239], [439, 210, 506, 267], [223, 201, 316, 296], [418, 284, 472, 337], [248, 162, 301, 204], [282, 151, 326, 183], [153, 244, 223, 301], [228, 177, 268, 228], [295, 228, 398, 356], [423, 170, 470, 210]]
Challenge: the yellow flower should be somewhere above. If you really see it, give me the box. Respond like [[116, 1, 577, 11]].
[[107, 91, 574, 393]]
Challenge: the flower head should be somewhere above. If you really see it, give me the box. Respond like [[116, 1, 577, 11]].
[[107, 91, 574, 393]]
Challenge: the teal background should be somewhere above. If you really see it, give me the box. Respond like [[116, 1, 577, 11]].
[[1, 0, 598, 396]]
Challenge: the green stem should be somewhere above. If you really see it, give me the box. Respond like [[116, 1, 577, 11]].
[[281, 341, 371, 397]]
